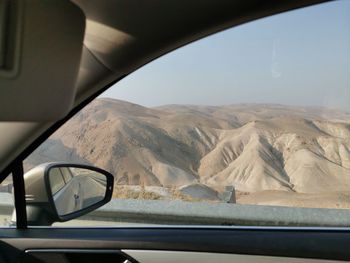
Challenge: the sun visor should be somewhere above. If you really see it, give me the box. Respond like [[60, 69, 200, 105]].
[[0, 0, 85, 121]]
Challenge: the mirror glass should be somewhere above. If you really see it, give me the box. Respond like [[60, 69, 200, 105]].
[[48, 166, 107, 216]]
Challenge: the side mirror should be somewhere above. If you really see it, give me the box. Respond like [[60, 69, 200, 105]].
[[20, 163, 114, 226]]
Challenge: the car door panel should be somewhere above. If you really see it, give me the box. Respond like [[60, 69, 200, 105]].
[[0, 227, 350, 262]]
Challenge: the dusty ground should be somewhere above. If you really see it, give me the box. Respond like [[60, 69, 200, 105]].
[[112, 186, 350, 209], [237, 190, 350, 209], [113, 185, 204, 202]]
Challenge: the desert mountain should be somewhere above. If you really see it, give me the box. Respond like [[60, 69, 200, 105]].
[[25, 98, 350, 194]]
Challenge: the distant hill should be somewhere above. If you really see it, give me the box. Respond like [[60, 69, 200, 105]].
[[24, 138, 91, 171], [25, 98, 350, 196]]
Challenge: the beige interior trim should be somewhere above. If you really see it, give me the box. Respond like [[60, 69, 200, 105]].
[[123, 250, 345, 263]]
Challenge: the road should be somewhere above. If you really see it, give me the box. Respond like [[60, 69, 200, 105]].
[[54, 173, 106, 216]]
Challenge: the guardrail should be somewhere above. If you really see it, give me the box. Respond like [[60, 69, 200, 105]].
[[83, 199, 350, 227], [2, 193, 350, 226]]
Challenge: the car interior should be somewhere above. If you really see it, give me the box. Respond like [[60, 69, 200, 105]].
[[1, 0, 350, 262]]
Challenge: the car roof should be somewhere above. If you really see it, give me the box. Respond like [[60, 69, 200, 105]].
[[0, 0, 328, 178]]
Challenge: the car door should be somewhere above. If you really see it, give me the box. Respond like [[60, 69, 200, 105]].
[[1, 0, 350, 263]]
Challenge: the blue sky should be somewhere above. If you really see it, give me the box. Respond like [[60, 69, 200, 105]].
[[102, 1, 350, 110]]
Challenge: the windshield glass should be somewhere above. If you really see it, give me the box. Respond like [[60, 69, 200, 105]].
[[24, 0, 350, 227]]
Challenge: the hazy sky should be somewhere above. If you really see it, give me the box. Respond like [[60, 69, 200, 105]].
[[102, 1, 350, 110]]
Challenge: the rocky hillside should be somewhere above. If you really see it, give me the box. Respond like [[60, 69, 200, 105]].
[[25, 98, 350, 194]]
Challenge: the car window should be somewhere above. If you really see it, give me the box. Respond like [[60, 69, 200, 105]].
[[49, 168, 66, 195], [24, 0, 350, 227], [0, 174, 14, 227]]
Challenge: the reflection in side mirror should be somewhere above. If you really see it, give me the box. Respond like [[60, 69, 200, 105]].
[[21, 163, 114, 226], [48, 167, 108, 217]]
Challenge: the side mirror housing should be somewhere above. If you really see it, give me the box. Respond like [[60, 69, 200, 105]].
[[18, 163, 114, 226]]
